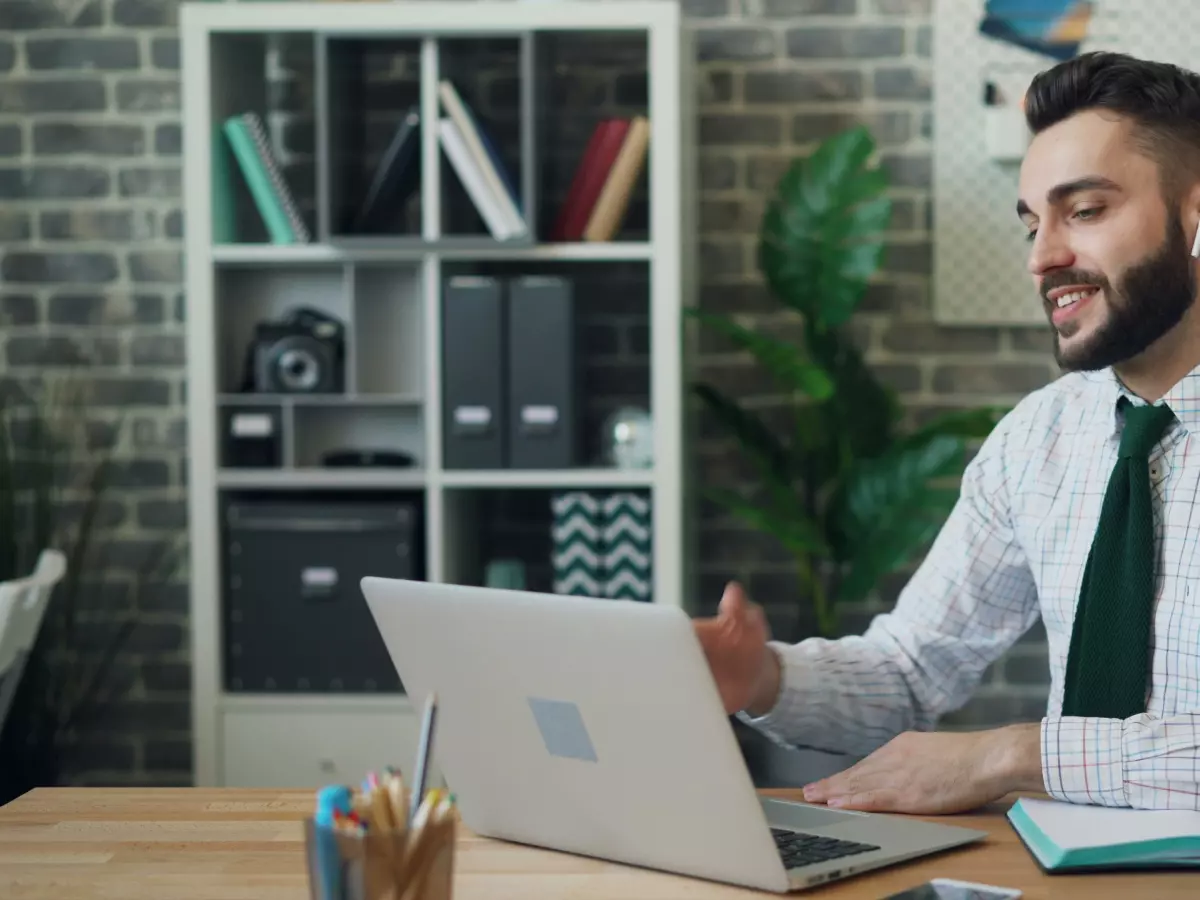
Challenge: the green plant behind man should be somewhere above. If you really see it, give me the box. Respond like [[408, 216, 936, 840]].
[[687, 126, 1005, 638]]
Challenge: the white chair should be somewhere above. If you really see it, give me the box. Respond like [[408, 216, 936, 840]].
[[0, 549, 66, 738]]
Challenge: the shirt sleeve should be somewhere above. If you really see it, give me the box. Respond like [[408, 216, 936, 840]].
[[739, 413, 1042, 760], [1041, 714, 1200, 809]]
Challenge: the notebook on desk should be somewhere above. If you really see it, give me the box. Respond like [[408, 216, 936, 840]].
[[1008, 796, 1200, 872]]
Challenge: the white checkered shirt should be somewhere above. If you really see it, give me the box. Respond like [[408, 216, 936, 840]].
[[743, 364, 1200, 810]]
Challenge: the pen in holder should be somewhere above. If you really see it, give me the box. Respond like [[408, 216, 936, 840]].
[[304, 783, 457, 900], [309, 694, 449, 900]]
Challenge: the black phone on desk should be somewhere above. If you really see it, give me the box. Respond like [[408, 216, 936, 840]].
[[882, 879, 1022, 899]]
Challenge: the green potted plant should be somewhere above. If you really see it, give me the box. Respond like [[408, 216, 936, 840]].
[[688, 125, 1004, 641], [0, 375, 182, 804]]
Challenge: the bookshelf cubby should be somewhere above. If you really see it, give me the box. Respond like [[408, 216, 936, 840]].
[[323, 36, 424, 239], [183, 0, 696, 790], [531, 29, 651, 244]]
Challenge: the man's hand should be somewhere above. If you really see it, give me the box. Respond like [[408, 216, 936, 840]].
[[693, 581, 780, 716], [800, 723, 1045, 815]]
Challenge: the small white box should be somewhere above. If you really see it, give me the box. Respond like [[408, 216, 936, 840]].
[[984, 106, 1030, 162]]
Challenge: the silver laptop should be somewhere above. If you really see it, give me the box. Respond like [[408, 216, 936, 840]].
[[360, 578, 986, 893]]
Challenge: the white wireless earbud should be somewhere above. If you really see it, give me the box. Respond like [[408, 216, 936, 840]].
[[1192, 220, 1200, 259]]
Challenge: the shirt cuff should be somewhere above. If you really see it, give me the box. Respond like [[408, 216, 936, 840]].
[[735, 642, 814, 748], [1040, 716, 1128, 806]]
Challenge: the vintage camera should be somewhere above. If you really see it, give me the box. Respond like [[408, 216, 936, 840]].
[[242, 307, 346, 394]]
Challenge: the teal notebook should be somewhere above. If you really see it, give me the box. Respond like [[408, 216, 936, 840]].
[[221, 112, 310, 245], [1008, 796, 1200, 872]]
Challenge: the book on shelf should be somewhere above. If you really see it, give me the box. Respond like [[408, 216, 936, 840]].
[[437, 79, 527, 241], [550, 115, 649, 243], [582, 116, 649, 242], [1007, 796, 1200, 872], [349, 103, 421, 235], [438, 117, 517, 240], [220, 111, 311, 245]]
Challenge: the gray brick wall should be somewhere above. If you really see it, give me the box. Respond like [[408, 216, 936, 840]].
[[0, 0, 1054, 787], [0, 0, 190, 787]]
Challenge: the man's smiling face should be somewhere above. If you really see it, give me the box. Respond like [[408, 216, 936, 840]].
[[1017, 108, 1196, 371]]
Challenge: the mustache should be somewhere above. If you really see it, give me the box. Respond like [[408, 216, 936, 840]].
[[1040, 270, 1109, 301]]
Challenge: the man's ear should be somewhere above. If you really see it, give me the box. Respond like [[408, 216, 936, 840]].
[[1186, 181, 1200, 258]]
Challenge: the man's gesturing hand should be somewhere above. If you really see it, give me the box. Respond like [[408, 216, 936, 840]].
[[692, 581, 780, 716], [800, 724, 1044, 815]]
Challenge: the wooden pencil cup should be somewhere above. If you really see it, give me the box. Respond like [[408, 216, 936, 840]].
[[304, 816, 456, 900]]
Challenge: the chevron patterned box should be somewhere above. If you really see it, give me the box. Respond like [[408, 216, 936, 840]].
[[551, 491, 603, 596], [601, 491, 652, 602], [550, 490, 652, 601]]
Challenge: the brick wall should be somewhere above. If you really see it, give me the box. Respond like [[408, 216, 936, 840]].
[[0, 0, 1055, 787], [0, 0, 190, 788]]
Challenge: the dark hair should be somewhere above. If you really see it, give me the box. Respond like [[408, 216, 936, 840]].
[[1024, 51, 1200, 198]]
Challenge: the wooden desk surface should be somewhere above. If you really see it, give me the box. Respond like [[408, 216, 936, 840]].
[[0, 787, 1194, 899]]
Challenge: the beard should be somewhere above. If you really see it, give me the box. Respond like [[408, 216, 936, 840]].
[[1045, 209, 1198, 371]]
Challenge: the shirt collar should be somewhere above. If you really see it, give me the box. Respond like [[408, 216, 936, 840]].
[[1085, 364, 1200, 438]]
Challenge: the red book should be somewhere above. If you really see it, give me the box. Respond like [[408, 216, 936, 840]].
[[548, 118, 631, 242]]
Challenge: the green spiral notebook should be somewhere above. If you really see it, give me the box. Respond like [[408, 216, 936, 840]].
[[220, 112, 310, 245], [1008, 796, 1200, 872]]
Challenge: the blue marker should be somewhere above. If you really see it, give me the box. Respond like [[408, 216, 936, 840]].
[[314, 785, 353, 900], [316, 784, 353, 825]]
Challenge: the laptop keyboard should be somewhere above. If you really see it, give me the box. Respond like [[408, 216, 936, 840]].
[[771, 827, 880, 869]]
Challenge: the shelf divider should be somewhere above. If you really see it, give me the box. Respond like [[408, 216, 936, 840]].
[[420, 37, 441, 242], [210, 240, 654, 264], [439, 468, 655, 489], [218, 468, 427, 490], [313, 32, 332, 242], [519, 30, 537, 239], [341, 261, 357, 395], [281, 398, 296, 468]]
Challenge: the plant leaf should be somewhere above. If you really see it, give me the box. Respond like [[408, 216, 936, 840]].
[[704, 486, 830, 557], [832, 432, 967, 545], [692, 382, 792, 486], [685, 309, 834, 401], [825, 431, 969, 596], [807, 321, 902, 469], [758, 125, 892, 329], [834, 485, 962, 608]]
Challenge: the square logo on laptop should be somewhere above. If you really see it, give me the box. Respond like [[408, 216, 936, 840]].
[[527, 697, 598, 762]]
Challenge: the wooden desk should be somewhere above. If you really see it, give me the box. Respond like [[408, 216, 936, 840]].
[[0, 787, 1194, 899]]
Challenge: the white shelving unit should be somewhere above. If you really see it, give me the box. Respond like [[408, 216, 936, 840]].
[[181, 1, 697, 788]]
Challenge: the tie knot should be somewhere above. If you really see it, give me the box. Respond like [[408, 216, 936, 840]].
[[1118, 401, 1175, 459]]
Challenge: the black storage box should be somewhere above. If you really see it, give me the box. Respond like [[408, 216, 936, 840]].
[[221, 494, 424, 694], [222, 406, 283, 469]]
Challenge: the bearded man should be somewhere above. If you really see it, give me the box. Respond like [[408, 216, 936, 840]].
[[695, 50, 1200, 814]]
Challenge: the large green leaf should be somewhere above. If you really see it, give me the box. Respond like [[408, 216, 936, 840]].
[[824, 430, 968, 587], [832, 432, 967, 545], [686, 309, 834, 400], [758, 126, 892, 329], [834, 485, 961, 608], [806, 320, 902, 470], [704, 486, 829, 557], [693, 382, 792, 486]]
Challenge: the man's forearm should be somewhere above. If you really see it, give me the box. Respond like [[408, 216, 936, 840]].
[[986, 722, 1046, 795]]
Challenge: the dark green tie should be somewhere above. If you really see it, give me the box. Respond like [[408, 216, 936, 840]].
[[1062, 398, 1175, 719]]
